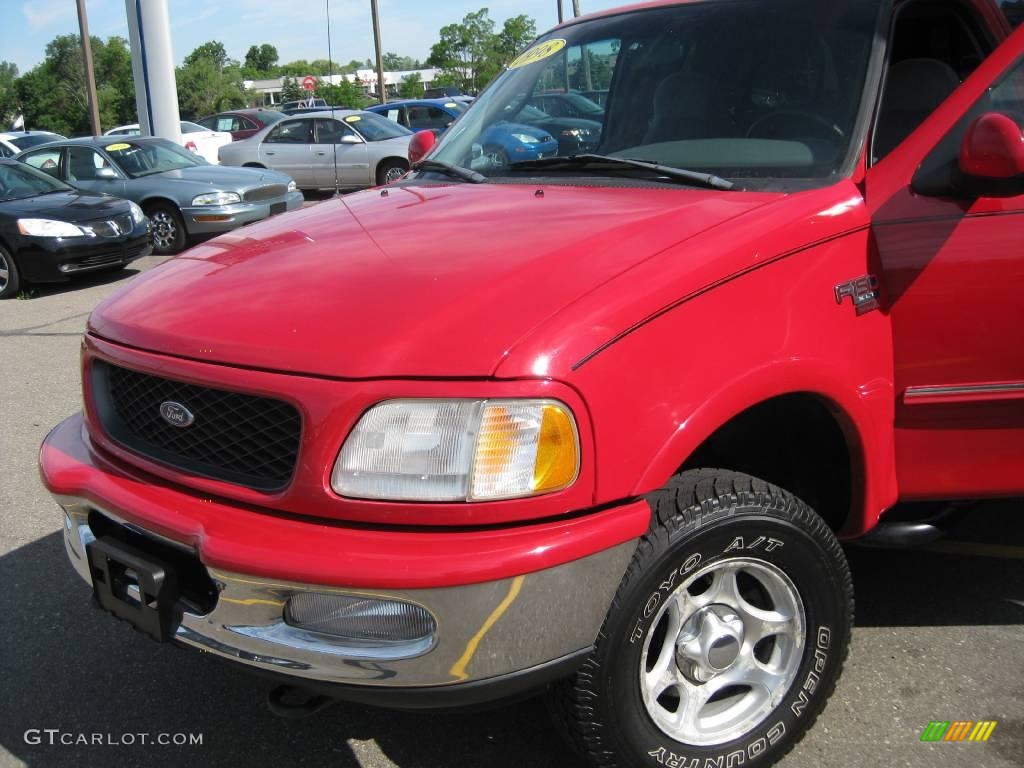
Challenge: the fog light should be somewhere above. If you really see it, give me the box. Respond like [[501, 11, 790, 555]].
[[284, 593, 436, 647]]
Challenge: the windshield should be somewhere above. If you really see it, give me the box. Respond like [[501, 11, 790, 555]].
[[104, 140, 207, 176], [430, 0, 882, 184], [9, 133, 63, 151], [0, 161, 71, 200], [346, 112, 413, 141], [181, 122, 206, 133]]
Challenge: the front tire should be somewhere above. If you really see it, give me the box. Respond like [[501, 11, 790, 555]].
[[376, 159, 409, 186], [0, 245, 21, 299], [553, 469, 852, 768], [145, 202, 187, 255]]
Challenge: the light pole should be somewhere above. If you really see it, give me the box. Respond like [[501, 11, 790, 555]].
[[371, 0, 387, 104], [76, 0, 102, 135]]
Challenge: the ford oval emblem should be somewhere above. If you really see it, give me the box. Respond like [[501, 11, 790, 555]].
[[159, 401, 195, 428]]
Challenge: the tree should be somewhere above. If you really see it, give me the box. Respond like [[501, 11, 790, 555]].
[[398, 73, 422, 98], [279, 76, 305, 104], [14, 34, 135, 135], [318, 80, 370, 109], [0, 62, 18, 127], [493, 15, 536, 68], [184, 41, 232, 71], [383, 52, 421, 71], [177, 41, 247, 119], [244, 43, 278, 73], [278, 59, 312, 77], [427, 8, 496, 94]]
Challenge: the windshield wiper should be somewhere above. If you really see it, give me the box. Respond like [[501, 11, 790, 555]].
[[413, 159, 486, 184], [508, 154, 735, 191]]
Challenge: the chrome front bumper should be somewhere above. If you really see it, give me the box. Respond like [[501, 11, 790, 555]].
[[59, 497, 634, 689], [182, 190, 305, 235]]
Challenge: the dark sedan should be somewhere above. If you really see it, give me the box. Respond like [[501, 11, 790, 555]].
[[0, 159, 150, 299], [196, 109, 286, 141]]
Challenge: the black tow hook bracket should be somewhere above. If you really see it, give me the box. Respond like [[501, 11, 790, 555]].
[[267, 685, 338, 719]]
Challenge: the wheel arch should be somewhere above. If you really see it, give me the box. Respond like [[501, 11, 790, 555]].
[[631, 361, 897, 537]]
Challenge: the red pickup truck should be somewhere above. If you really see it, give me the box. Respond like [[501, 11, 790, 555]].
[[40, 1, 1023, 766]]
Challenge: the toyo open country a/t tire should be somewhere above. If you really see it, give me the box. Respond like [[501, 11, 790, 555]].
[[553, 469, 853, 768]]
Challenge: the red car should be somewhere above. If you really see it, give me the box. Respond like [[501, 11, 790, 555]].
[[195, 108, 285, 141], [41, 2, 1023, 767]]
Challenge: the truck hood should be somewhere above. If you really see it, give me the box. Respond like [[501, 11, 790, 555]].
[[89, 183, 777, 378]]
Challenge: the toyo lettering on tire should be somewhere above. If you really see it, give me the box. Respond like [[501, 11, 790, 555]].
[[551, 469, 852, 768]]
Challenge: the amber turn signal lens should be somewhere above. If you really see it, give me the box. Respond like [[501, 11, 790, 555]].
[[533, 404, 579, 493]]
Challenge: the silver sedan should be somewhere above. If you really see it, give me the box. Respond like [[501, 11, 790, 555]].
[[16, 136, 304, 254], [218, 110, 413, 191]]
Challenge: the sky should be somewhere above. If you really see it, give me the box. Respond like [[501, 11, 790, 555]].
[[2, 0, 627, 75]]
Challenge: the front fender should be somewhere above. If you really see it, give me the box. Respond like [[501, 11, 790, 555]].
[[563, 224, 898, 537]]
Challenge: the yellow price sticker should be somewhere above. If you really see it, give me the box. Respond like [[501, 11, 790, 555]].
[[508, 39, 567, 70], [344, 115, 362, 122], [106, 143, 131, 151]]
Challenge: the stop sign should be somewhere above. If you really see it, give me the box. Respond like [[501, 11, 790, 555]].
[[302, 76, 317, 91]]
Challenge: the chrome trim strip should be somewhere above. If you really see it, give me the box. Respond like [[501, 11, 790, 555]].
[[904, 382, 1024, 400], [57, 497, 636, 688]]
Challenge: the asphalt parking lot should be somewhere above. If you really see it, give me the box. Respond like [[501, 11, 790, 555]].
[[1, 253, 1022, 768]]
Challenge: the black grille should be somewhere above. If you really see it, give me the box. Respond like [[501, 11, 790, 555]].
[[92, 361, 301, 491]]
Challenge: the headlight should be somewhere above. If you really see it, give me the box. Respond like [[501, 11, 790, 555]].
[[16, 218, 92, 238], [510, 133, 540, 144], [128, 201, 145, 225], [287, 180, 297, 192], [191, 191, 241, 206], [332, 399, 579, 502]]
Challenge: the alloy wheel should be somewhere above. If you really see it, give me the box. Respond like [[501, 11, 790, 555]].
[[639, 557, 805, 746]]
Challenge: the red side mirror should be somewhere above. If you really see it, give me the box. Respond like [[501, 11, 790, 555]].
[[408, 130, 436, 166], [959, 112, 1024, 180]]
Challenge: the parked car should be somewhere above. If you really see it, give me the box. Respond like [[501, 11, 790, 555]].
[[367, 99, 559, 165], [0, 130, 65, 158], [196, 108, 287, 141], [281, 98, 327, 112], [37, 4, 1024, 768], [528, 91, 606, 120], [104, 121, 232, 164], [0, 159, 149, 298], [218, 110, 412, 190], [17, 136, 302, 254], [365, 98, 466, 134]]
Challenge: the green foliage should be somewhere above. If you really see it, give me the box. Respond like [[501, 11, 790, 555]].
[[279, 76, 305, 104], [398, 73, 422, 99], [0, 62, 19, 127], [177, 41, 247, 120], [184, 41, 232, 71], [317, 81, 371, 109], [14, 34, 136, 135], [427, 9, 536, 94], [383, 53, 422, 71], [244, 44, 279, 74]]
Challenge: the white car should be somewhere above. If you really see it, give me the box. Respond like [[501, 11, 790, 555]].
[[0, 130, 65, 158], [104, 121, 232, 164]]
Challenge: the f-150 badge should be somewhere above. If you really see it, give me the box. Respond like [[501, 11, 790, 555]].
[[834, 275, 879, 315]]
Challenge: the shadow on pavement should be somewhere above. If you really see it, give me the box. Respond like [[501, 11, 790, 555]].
[[20, 266, 144, 300], [846, 499, 1024, 627], [0, 532, 583, 768], [1, 500, 1021, 766]]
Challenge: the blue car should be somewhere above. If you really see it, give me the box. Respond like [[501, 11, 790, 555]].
[[367, 98, 559, 166]]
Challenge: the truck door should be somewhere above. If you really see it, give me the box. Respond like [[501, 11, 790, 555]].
[[865, 20, 1024, 500]]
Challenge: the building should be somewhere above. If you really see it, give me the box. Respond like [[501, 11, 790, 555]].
[[243, 69, 444, 106]]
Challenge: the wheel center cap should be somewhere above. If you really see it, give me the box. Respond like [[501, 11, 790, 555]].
[[676, 604, 745, 683]]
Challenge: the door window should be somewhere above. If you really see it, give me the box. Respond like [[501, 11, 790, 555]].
[[314, 119, 358, 143], [21, 148, 62, 178], [67, 147, 113, 181], [406, 106, 451, 131], [265, 120, 313, 143], [873, 0, 996, 161]]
